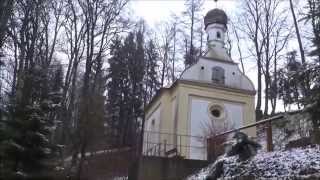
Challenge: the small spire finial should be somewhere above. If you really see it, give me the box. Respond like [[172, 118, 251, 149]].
[[214, 0, 218, 8]]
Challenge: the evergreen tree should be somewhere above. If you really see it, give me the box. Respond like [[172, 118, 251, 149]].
[[277, 56, 320, 144], [306, 0, 320, 61], [184, 46, 199, 67], [106, 36, 128, 146], [303, 63, 320, 144], [2, 66, 58, 178], [88, 53, 107, 151], [145, 40, 161, 103], [305, 0, 320, 144], [50, 63, 64, 94], [121, 31, 145, 146], [47, 63, 64, 143], [182, 0, 204, 67], [106, 31, 147, 147], [277, 51, 304, 110]]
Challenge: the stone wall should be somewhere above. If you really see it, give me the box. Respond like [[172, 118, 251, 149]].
[[129, 156, 209, 180]]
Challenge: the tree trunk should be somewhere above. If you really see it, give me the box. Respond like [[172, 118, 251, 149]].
[[264, 4, 270, 116], [231, 22, 245, 74], [200, 23, 203, 57], [271, 48, 278, 115], [172, 23, 176, 82], [190, 0, 195, 62], [256, 59, 263, 120], [289, 0, 306, 64]]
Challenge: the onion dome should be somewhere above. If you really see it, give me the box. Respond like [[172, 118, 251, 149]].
[[204, 8, 228, 29]]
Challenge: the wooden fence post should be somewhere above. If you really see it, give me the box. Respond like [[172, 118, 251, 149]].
[[164, 140, 167, 156], [207, 138, 210, 161], [146, 132, 149, 156], [179, 135, 182, 156], [266, 121, 273, 152]]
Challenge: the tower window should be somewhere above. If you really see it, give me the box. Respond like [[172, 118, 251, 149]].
[[212, 66, 225, 84], [217, 32, 221, 39]]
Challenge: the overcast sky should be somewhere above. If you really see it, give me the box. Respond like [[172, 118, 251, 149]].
[[129, 0, 264, 105], [128, 0, 256, 73], [130, 0, 237, 27], [128, 0, 259, 87], [128, 0, 308, 112]]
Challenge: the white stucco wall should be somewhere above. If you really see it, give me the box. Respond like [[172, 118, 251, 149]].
[[171, 97, 177, 131], [181, 57, 255, 91], [206, 23, 226, 48], [189, 97, 244, 160], [144, 104, 161, 153]]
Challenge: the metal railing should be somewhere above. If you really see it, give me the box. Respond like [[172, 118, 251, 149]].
[[207, 111, 312, 161], [142, 111, 312, 161], [143, 131, 207, 160]]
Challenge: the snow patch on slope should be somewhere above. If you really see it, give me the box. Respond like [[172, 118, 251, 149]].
[[187, 146, 320, 179]]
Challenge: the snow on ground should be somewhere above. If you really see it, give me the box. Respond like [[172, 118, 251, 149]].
[[112, 176, 128, 180], [187, 145, 320, 179]]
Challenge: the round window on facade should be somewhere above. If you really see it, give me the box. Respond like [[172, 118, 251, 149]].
[[208, 104, 225, 119], [211, 109, 221, 118]]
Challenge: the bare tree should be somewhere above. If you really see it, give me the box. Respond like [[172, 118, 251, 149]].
[[269, 20, 292, 114], [170, 19, 178, 82], [238, 0, 265, 120], [59, 0, 129, 178], [260, 0, 291, 115], [6, 0, 63, 98], [182, 0, 204, 66], [154, 22, 173, 87], [230, 20, 245, 74], [238, 0, 291, 117], [201, 119, 234, 160]]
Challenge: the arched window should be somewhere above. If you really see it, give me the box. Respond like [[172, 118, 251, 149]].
[[212, 66, 225, 84], [216, 32, 221, 39]]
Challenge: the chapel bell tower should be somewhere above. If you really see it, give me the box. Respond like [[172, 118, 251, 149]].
[[143, 8, 256, 160], [204, 9, 228, 49]]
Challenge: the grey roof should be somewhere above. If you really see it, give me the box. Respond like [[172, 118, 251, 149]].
[[204, 8, 228, 28]]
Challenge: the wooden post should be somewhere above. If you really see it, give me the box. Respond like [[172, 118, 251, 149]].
[[266, 121, 273, 152], [213, 138, 216, 160], [164, 140, 167, 156], [146, 132, 149, 156], [207, 138, 210, 160], [204, 137, 207, 160], [158, 143, 161, 156], [207, 137, 216, 161], [179, 135, 182, 156]]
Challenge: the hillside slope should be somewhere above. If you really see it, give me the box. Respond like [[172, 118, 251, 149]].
[[187, 145, 320, 179]]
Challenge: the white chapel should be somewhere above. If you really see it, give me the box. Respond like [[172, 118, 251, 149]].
[[143, 8, 256, 160]]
